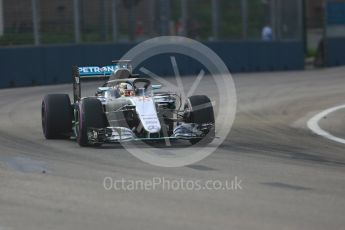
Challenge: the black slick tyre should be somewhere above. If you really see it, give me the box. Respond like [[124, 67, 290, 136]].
[[184, 95, 215, 145], [77, 98, 107, 147], [41, 94, 73, 139]]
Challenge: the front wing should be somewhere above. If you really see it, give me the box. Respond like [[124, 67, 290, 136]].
[[86, 123, 214, 144]]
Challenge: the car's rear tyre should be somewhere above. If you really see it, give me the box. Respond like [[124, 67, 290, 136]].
[[41, 94, 72, 139], [184, 95, 215, 145], [77, 98, 108, 147]]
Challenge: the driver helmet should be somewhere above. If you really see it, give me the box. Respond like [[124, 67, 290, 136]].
[[118, 82, 133, 96]]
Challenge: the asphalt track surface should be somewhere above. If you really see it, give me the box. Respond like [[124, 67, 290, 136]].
[[0, 67, 345, 230]]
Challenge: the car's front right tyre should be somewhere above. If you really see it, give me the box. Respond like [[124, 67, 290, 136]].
[[77, 98, 108, 147], [41, 94, 72, 139]]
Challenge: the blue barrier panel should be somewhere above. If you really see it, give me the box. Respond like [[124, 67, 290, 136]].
[[0, 47, 45, 88], [326, 38, 345, 66], [327, 2, 345, 26], [206, 41, 304, 72], [43, 45, 83, 84], [0, 41, 304, 89]]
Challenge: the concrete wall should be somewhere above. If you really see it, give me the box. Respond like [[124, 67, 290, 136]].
[[0, 41, 304, 88]]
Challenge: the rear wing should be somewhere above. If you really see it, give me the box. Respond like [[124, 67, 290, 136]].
[[78, 65, 115, 78], [72, 65, 115, 103], [72, 62, 133, 102]]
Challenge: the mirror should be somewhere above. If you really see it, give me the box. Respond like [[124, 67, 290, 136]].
[[152, 84, 162, 90]]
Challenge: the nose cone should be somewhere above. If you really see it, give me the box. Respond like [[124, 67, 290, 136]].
[[132, 97, 161, 134], [144, 123, 161, 133]]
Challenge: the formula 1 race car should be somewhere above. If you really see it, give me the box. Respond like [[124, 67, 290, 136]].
[[41, 60, 215, 146]]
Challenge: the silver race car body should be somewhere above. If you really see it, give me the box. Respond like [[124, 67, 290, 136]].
[[42, 60, 215, 146]]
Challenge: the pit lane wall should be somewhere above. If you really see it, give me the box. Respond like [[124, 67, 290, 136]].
[[0, 41, 304, 88]]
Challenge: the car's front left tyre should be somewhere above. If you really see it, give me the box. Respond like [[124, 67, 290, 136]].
[[184, 95, 215, 145]]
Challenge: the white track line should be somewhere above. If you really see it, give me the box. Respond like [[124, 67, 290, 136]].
[[307, 104, 345, 144]]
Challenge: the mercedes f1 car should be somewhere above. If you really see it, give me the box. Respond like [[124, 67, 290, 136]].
[[41, 60, 215, 146]]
